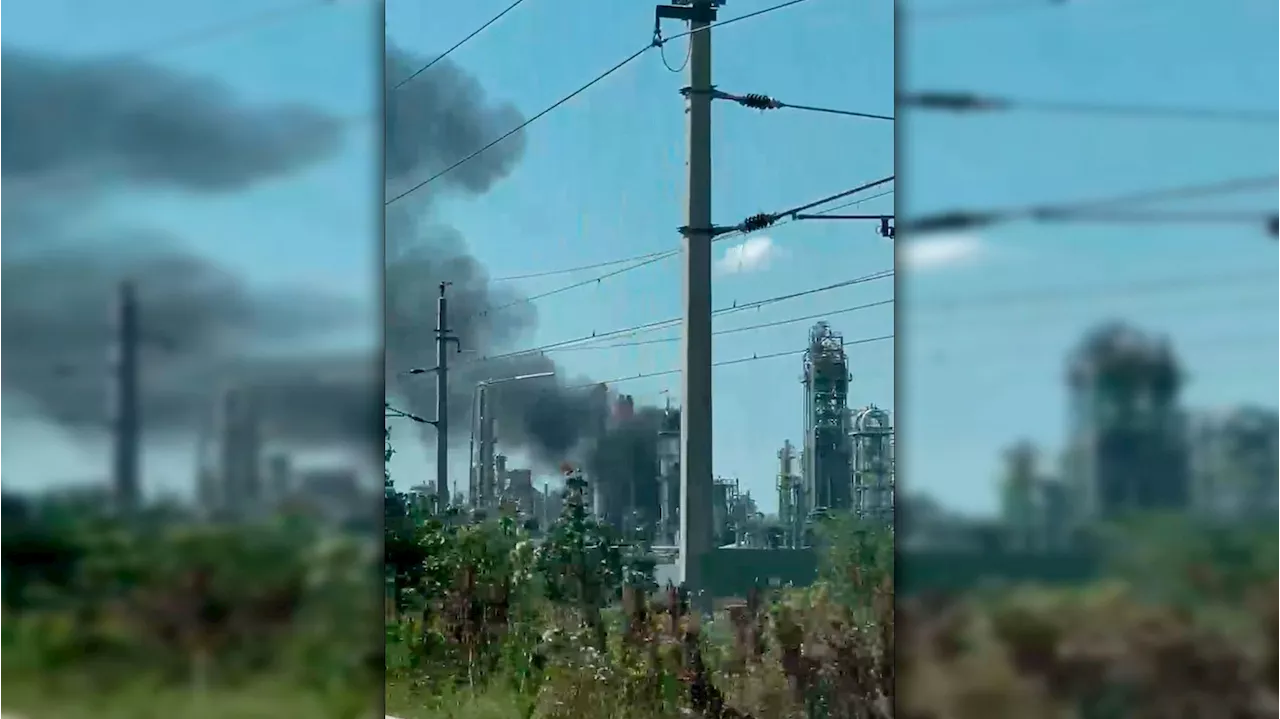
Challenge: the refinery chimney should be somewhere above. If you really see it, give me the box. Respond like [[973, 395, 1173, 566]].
[[110, 281, 141, 515]]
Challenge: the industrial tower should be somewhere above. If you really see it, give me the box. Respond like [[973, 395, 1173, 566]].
[[776, 440, 806, 548], [1065, 323, 1189, 520], [215, 384, 264, 520], [110, 281, 141, 515], [801, 322, 854, 519], [850, 405, 894, 524]]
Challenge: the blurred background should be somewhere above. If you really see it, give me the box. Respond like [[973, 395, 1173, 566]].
[[2, 1, 384, 717], [895, 0, 1276, 716]]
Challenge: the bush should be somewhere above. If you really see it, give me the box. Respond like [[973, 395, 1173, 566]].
[[384, 436, 896, 719], [1, 508, 382, 719]]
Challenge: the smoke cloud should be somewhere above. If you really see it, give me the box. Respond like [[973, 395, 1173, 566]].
[[383, 45, 666, 510], [0, 48, 379, 450]]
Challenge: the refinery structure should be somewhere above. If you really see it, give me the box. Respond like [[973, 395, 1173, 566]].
[[778, 323, 894, 548], [194, 382, 369, 526], [102, 281, 372, 525], [459, 320, 893, 550], [903, 321, 1278, 557]]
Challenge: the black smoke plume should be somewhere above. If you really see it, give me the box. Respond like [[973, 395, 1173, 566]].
[[384, 45, 666, 509], [1, 48, 379, 449]]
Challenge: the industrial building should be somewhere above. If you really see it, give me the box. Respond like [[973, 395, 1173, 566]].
[[194, 382, 369, 526], [1064, 323, 1191, 520], [802, 322, 855, 519], [776, 323, 895, 547], [903, 321, 1278, 564], [455, 318, 891, 586]]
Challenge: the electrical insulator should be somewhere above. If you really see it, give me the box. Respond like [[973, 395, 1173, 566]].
[[740, 93, 777, 110], [742, 213, 775, 232]]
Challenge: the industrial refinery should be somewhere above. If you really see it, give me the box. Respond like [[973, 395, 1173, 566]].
[[899, 321, 1278, 570], [102, 281, 373, 526], [461, 320, 894, 553], [194, 383, 371, 526]]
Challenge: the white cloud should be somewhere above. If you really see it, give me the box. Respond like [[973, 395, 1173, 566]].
[[716, 236, 782, 275], [898, 234, 984, 272]]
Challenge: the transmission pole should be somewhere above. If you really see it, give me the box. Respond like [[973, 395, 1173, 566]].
[[434, 282, 461, 513], [659, 0, 718, 603], [111, 280, 141, 516]]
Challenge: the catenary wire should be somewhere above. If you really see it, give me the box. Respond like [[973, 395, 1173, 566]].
[[102, 0, 342, 58], [901, 174, 1280, 234], [466, 269, 893, 363], [487, 185, 892, 286], [385, 0, 825, 207], [732, 176, 895, 233], [716, 89, 893, 121], [901, 0, 1065, 24], [551, 265, 1273, 355], [474, 178, 892, 317], [564, 332, 895, 390], [491, 250, 676, 282], [392, 0, 531, 90], [912, 268, 1276, 311], [899, 91, 1280, 124], [553, 298, 895, 352]]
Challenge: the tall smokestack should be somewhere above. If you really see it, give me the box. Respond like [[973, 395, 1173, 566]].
[[110, 280, 141, 514]]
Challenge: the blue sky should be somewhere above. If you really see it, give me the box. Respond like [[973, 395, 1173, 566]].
[[2, 0, 380, 494], [384, 0, 896, 508], [900, 0, 1278, 513]]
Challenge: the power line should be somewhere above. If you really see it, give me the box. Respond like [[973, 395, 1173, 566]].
[[902, 0, 1065, 24], [392, 0, 531, 90], [910, 268, 1276, 312], [565, 332, 894, 389], [1041, 210, 1276, 228], [475, 178, 892, 319], [475, 252, 677, 318], [468, 268, 893, 363], [662, 0, 822, 41], [901, 175, 1280, 235], [900, 91, 1280, 125], [386, 0, 824, 207], [487, 187, 894, 288], [491, 250, 676, 282], [715, 89, 894, 122], [106, 0, 341, 58], [554, 298, 895, 352], [730, 175, 896, 234]]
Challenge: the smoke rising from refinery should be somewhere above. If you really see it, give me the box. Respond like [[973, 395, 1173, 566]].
[[0, 47, 379, 450], [384, 45, 667, 509]]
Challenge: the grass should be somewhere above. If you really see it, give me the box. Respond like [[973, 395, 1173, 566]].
[[384, 580, 896, 719], [1, 671, 371, 719]]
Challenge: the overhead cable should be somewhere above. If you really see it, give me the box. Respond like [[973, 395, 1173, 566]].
[[900, 91, 1280, 125], [105, 0, 339, 58], [490, 250, 677, 282], [473, 175, 890, 316], [728, 175, 895, 234], [393, 0, 531, 90], [487, 188, 894, 287], [554, 298, 895, 352], [900, 175, 1280, 236], [715, 89, 893, 121], [469, 268, 893, 363], [386, 0, 824, 206], [902, 0, 1065, 24], [564, 332, 894, 389]]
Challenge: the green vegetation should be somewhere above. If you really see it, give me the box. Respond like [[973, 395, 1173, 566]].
[[1, 498, 382, 719], [897, 516, 1277, 719], [384, 427, 895, 719]]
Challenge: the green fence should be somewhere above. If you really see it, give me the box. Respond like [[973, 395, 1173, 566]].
[[897, 549, 1099, 595], [694, 546, 1099, 598]]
